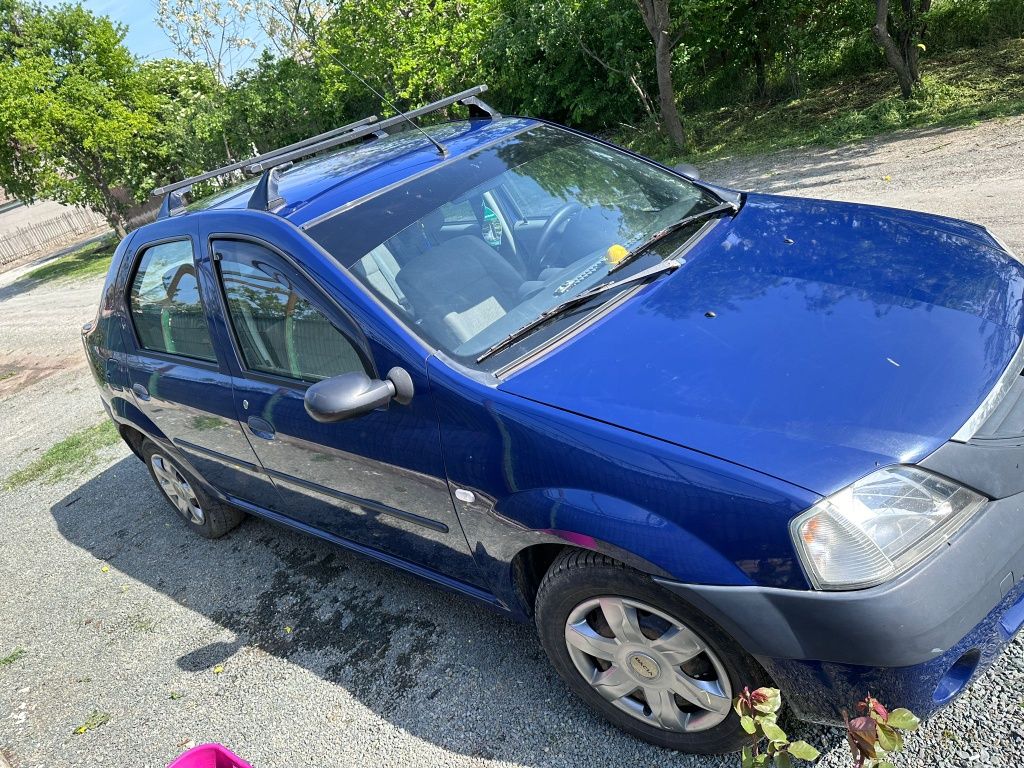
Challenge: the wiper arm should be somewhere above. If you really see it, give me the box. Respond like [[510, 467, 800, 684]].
[[477, 258, 682, 363], [608, 200, 739, 275]]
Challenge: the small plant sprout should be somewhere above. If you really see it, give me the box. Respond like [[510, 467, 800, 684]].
[[844, 693, 920, 768], [734, 687, 820, 767]]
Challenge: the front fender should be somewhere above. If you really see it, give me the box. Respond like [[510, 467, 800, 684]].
[[498, 488, 752, 585]]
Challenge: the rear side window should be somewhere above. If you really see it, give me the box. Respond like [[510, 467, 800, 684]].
[[128, 240, 216, 362], [214, 239, 366, 383]]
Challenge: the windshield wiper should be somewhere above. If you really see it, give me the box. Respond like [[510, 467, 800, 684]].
[[608, 200, 739, 275], [477, 258, 683, 363]]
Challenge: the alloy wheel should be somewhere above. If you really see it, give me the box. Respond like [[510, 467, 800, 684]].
[[150, 453, 205, 526], [563, 596, 733, 733]]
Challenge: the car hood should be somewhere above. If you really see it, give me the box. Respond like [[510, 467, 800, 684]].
[[499, 193, 1024, 496]]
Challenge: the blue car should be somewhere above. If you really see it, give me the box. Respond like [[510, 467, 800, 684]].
[[84, 85, 1024, 753]]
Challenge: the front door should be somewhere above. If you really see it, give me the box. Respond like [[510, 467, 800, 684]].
[[204, 235, 482, 587], [121, 223, 277, 505]]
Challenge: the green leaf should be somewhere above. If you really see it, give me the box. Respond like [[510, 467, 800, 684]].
[[774, 751, 792, 768], [787, 741, 821, 761], [761, 720, 788, 744], [877, 723, 903, 752], [878, 762, 896, 768], [742, 745, 755, 768], [886, 708, 920, 731], [741, 715, 757, 734]]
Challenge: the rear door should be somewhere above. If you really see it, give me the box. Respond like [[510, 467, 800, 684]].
[[200, 230, 482, 587], [121, 218, 276, 504]]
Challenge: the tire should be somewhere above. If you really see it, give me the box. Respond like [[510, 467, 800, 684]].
[[141, 439, 245, 539], [535, 549, 769, 753]]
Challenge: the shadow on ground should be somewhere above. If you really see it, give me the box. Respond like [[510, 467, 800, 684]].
[[705, 124, 981, 195], [52, 456, 847, 766]]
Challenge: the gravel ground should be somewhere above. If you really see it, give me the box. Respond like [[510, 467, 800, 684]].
[[2, 116, 1024, 768]]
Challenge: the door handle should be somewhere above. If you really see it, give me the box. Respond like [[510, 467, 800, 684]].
[[132, 383, 150, 401], [247, 416, 276, 440]]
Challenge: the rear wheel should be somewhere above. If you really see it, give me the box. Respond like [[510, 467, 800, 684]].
[[141, 439, 244, 539], [535, 549, 768, 753]]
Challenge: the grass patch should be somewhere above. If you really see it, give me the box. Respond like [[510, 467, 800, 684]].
[[0, 647, 25, 667], [0, 370, 15, 382], [71, 710, 110, 735], [621, 37, 1024, 165], [3, 420, 120, 490], [24, 235, 116, 284]]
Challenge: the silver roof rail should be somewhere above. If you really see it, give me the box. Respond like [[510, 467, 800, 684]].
[[153, 84, 497, 219], [245, 84, 493, 174]]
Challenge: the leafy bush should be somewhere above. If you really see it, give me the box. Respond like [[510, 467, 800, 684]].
[[734, 687, 820, 767]]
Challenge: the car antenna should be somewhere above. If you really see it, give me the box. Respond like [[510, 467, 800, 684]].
[[328, 55, 449, 158]]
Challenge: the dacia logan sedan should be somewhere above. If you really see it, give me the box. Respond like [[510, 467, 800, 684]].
[[83, 87, 1024, 754]]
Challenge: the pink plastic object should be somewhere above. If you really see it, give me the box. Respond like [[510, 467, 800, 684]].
[[168, 743, 253, 768]]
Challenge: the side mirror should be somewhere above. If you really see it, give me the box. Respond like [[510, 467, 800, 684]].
[[304, 367, 413, 423], [673, 162, 701, 180]]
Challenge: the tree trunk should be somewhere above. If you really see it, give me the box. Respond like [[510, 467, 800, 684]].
[[872, 0, 915, 98], [636, 0, 685, 148], [753, 47, 768, 99], [654, 32, 685, 147]]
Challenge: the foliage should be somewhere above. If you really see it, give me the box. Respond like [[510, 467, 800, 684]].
[[2, 420, 120, 489], [844, 693, 920, 767], [23, 235, 116, 283], [734, 687, 821, 767], [485, 0, 653, 126], [0, 647, 26, 667], [2, 0, 1024, 226], [314, 0, 492, 119], [0, 2, 163, 235], [619, 37, 1024, 165], [71, 709, 110, 735]]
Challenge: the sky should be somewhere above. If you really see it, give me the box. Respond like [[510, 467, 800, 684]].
[[57, 0, 266, 76], [77, 0, 179, 60]]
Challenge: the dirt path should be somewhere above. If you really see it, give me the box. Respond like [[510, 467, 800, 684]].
[[707, 115, 1024, 255], [2, 116, 1024, 768]]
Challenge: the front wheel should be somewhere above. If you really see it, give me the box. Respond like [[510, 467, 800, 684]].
[[535, 549, 769, 753]]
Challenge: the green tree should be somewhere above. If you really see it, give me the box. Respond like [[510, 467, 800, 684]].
[[872, 0, 931, 98], [0, 1, 161, 235]]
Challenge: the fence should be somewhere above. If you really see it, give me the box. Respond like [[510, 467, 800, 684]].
[[0, 206, 110, 267]]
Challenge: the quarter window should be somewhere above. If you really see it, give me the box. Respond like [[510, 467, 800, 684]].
[[129, 240, 216, 362], [214, 240, 366, 383]]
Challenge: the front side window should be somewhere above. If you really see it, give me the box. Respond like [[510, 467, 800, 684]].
[[308, 124, 717, 367], [129, 240, 216, 362], [214, 239, 366, 383]]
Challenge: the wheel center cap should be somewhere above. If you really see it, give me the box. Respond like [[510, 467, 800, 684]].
[[627, 652, 661, 680]]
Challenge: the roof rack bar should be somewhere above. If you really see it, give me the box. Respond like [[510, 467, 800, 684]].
[[152, 115, 379, 196], [246, 84, 491, 174]]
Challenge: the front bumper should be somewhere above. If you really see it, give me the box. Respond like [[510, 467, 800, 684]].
[[657, 486, 1024, 723]]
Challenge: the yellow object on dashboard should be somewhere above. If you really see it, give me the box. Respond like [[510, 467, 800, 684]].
[[606, 244, 628, 265]]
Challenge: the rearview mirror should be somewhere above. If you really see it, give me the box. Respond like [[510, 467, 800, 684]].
[[673, 162, 701, 180], [304, 367, 413, 423]]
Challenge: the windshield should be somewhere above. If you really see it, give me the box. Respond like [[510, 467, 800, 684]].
[[307, 124, 717, 366]]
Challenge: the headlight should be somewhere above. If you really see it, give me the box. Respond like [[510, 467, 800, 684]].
[[791, 466, 986, 590]]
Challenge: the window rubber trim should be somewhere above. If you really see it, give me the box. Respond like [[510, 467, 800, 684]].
[[205, 231, 378, 386], [122, 233, 221, 368]]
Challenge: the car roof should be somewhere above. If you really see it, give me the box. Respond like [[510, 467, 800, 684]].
[[191, 116, 539, 230]]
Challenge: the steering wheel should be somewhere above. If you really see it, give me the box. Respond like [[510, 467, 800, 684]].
[[535, 202, 582, 271]]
